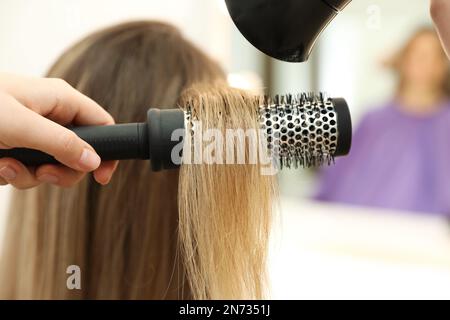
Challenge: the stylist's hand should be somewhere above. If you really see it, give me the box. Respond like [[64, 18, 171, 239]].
[[431, 0, 450, 58], [0, 73, 118, 189]]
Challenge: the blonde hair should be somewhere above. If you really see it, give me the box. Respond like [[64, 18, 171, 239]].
[[0, 21, 276, 299], [178, 85, 276, 299]]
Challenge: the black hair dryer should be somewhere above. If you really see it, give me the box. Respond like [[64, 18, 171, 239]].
[[225, 0, 351, 62]]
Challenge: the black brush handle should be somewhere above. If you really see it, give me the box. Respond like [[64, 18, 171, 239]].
[[0, 123, 149, 166]]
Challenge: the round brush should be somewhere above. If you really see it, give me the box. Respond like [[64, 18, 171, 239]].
[[0, 94, 352, 171]]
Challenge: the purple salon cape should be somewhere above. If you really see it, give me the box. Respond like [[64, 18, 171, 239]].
[[316, 100, 450, 215]]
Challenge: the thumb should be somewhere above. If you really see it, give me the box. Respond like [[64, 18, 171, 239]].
[[3, 99, 101, 172]]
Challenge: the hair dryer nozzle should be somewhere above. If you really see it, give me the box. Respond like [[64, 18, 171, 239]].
[[225, 0, 351, 62]]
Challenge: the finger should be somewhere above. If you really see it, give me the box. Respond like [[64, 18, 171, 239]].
[[0, 94, 101, 172], [0, 75, 114, 126], [0, 177, 7, 186], [93, 160, 119, 185], [38, 78, 115, 126], [35, 164, 85, 188], [0, 158, 40, 189]]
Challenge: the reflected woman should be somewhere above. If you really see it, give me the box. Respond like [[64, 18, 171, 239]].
[[316, 27, 450, 215]]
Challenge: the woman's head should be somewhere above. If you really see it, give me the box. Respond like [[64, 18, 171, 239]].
[[0, 21, 275, 300], [393, 27, 450, 96], [0, 21, 225, 299]]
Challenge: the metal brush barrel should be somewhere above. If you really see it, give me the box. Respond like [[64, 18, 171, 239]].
[[259, 95, 352, 168]]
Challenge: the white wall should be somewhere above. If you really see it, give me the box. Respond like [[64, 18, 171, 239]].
[[0, 0, 232, 76]]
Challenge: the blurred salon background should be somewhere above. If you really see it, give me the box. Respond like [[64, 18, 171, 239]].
[[1, 0, 450, 299]]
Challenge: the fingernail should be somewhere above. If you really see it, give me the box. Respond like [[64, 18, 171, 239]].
[[79, 148, 101, 170], [0, 166, 17, 181], [37, 174, 59, 184]]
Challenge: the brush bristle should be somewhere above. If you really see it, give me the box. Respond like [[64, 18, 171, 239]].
[[260, 92, 338, 169], [263, 92, 329, 107]]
